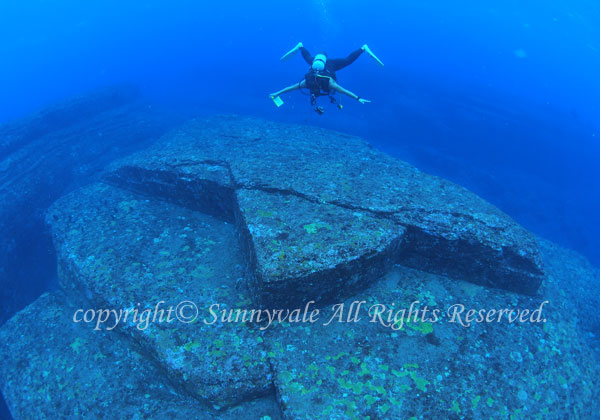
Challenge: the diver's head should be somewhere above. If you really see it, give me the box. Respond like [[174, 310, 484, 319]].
[[312, 53, 327, 71]]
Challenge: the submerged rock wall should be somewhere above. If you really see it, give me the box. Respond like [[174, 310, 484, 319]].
[[0, 86, 178, 325]]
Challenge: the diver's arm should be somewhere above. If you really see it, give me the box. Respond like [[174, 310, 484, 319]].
[[329, 79, 371, 104], [270, 80, 306, 97]]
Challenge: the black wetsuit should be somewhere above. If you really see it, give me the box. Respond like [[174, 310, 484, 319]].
[[300, 47, 363, 97]]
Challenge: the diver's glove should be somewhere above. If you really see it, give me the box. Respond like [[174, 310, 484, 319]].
[[357, 97, 371, 104], [281, 42, 303, 61]]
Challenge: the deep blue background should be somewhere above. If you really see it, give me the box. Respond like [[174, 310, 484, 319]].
[[0, 1, 598, 260]]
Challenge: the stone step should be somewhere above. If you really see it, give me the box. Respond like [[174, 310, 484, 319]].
[[46, 182, 272, 408], [236, 188, 404, 307]]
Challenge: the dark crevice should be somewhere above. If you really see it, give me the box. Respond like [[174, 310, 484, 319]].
[[165, 159, 230, 170], [0, 390, 12, 420], [236, 181, 481, 228], [235, 182, 400, 221], [139, 160, 434, 226]]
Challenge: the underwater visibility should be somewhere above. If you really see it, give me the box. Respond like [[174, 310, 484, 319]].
[[0, 1, 599, 419]]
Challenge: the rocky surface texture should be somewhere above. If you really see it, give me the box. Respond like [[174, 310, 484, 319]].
[[106, 115, 544, 307], [47, 183, 272, 407], [0, 86, 179, 326], [537, 238, 600, 352], [0, 292, 281, 420], [267, 263, 600, 419], [0, 114, 598, 419]]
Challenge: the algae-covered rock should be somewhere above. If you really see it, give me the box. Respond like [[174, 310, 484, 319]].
[[106, 115, 544, 305], [46, 183, 272, 407], [0, 292, 281, 420], [265, 263, 600, 419], [236, 188, 404, 307]]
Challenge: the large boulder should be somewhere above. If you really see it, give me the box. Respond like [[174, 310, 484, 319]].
[[105, 115, 544, 307], [46, 183, 272, 408]]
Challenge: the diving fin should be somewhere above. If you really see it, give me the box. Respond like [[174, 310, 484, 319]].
[[362, 44, 384, 67], [280, 42, 303, 61]]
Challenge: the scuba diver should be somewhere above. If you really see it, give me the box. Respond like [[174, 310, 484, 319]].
[[269, 42, 384, 114]]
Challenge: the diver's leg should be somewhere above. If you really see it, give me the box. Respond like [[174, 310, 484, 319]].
[[300, 47, 314, 65], [345, 48, 364, 64], [329, 49, 364, 71]]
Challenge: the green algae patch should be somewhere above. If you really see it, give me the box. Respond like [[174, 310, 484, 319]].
[[397, 319, 434, 335], [410, 372, 430, 392], [183, 341, 202, 352], [191, 264, 213, 279], [302, 221, 332, 234], [451, 400, 460, 414], [364, 395, 377, 406], [303, 223, 318, 234], [69, 337, 86, 354]]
